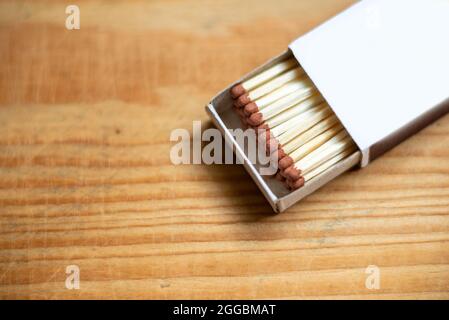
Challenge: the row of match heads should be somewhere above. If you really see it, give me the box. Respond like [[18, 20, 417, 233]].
[[229, 58, 357, 190]]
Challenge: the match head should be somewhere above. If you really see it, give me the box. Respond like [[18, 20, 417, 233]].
[[235, 93, 251, 108], [275, 148, 286, 159], [279, 156, 294, 171], [247, 112, 264, 127], [287, 177, 305, 190], [230, 84, 246, 99], [270, 149, 285, 167], [283, 165, 302, 181], [244, 102, 259, 116]]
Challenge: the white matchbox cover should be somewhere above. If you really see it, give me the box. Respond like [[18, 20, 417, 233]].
[[289, 0, 449, 166]]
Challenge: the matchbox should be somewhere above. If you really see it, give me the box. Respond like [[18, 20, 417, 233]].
[[205, 0, 449, 213]]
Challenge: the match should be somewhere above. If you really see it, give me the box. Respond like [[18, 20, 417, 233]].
[[234, 67, 305, 108], [230, 58, 300, 99], [229, 58, 357, 191]]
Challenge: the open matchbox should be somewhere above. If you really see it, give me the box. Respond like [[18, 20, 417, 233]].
[[205, 0, 449, 213]]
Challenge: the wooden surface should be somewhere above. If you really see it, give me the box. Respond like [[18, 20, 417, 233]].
[[0, 0, 448, 300]]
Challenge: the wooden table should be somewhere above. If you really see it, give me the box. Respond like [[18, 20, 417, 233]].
[[1, 0, 448, 299]]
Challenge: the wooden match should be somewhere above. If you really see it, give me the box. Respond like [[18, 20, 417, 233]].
[[229, 58, 358, 191], [230, 58, 299, 99]]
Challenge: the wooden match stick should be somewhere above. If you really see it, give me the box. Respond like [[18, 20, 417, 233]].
[[260, 86, 314, 119], [257, 101, 330, 153], [281, 115, 340, 156], [262, 94, 324, 127], [244, 79, 314, 116], [264, 106, 335, 161], [230, 58, 299, 98], [279, 124, 344, 171], [297, 135, 354, 175], [247, 87, 315, 126], [255, 96, 323, 140], [267, 104, 327, 141], [302, 146, 357, 182], [283, 131, 354, 181], [234, 67, 305, 108], [269, 115, 338, 166], [285, 145, 356, 190], [274, 104, 333, 144]]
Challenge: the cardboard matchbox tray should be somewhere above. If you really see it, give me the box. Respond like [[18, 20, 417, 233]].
[[206, 50, 361, 213], [205, 0, 449, 213]]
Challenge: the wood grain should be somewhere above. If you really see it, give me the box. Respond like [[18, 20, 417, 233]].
[[0, 0, 448, 299]]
